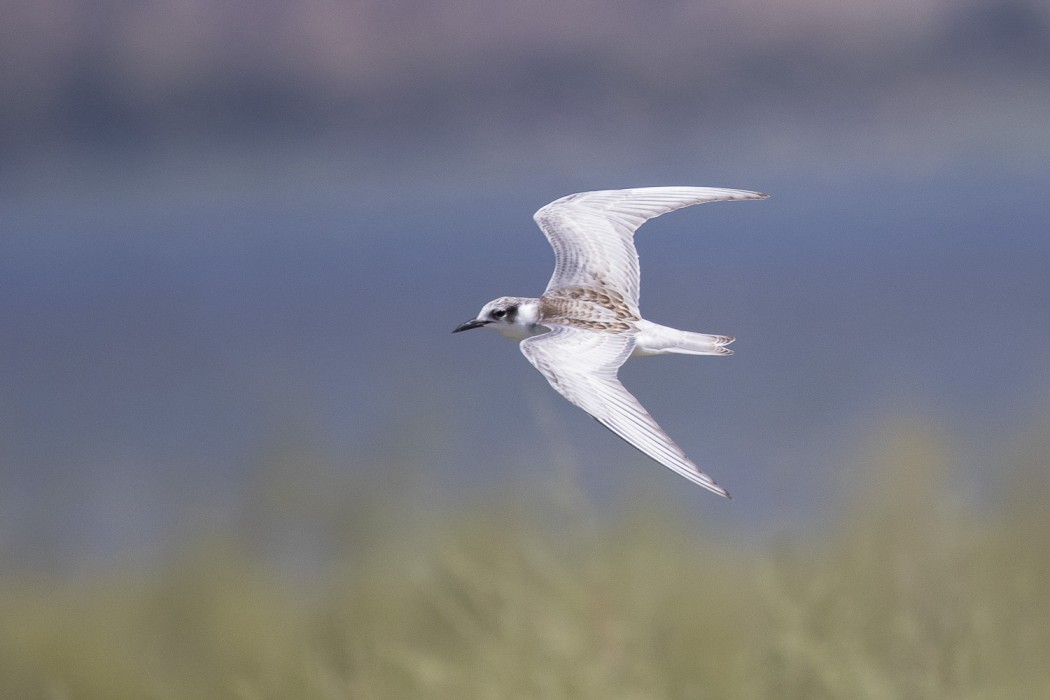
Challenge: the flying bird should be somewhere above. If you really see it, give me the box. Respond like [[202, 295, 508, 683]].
[[453, 187, 766, 497]]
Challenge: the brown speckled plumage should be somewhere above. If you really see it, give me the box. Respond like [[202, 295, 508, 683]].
[[539, 285, 639, 329]]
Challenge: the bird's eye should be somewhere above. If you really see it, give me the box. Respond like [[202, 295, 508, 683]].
[[492, 309, 506, 319]]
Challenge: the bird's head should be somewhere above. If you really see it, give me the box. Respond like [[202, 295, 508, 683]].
[[453, 296, 543, 340]]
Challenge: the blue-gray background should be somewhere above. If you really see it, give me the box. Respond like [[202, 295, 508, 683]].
[[2, 0, 1049, 574]]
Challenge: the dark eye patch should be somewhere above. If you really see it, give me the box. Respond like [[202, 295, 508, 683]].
[[491, 305, 518, 322]]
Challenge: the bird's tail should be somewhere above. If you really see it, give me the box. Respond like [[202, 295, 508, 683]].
[[633, 321, 734, 356]]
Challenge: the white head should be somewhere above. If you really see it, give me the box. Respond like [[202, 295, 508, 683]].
[[452, 296, 545, 340]]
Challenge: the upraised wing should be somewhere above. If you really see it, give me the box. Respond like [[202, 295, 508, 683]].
[[520, 324, 730, 497], [533, 187, 766, 313]]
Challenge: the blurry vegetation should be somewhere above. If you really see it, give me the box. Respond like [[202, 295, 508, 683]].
[[1, 428, 1048, 699]]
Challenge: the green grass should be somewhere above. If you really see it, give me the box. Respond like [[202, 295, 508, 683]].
[[2, 429, 1048, 699]]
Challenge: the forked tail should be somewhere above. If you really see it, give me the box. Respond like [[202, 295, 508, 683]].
[[633, 320, 735, 357]]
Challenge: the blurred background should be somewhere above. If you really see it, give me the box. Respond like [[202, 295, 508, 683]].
[[2, 0, 1049, 697]]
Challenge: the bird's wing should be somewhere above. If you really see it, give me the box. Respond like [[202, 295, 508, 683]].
[[520, 325, 729, 497], [533, 187, 767, 312]]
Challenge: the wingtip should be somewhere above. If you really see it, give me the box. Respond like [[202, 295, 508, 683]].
[[693, 474, 732, 499], [706, 482, 732, 499], [723, 189, 768, 203]]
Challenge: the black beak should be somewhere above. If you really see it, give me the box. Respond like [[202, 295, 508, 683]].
[[452, 319, 489, 333]]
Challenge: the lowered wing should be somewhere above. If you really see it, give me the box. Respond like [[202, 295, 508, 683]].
[[519, 324, 730, 498]]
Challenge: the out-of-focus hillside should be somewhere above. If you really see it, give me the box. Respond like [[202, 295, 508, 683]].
[[3, 0, 1049, 173]]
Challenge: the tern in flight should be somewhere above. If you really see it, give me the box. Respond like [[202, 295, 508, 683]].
[[454, 187, 766, 498]]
